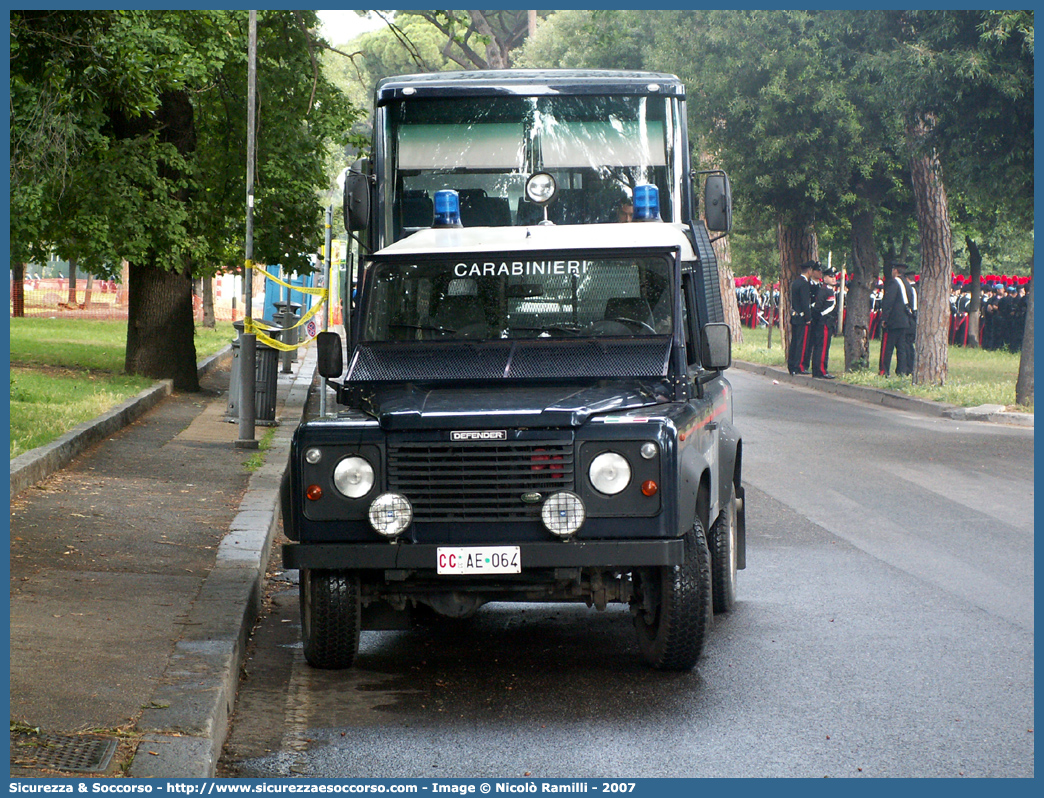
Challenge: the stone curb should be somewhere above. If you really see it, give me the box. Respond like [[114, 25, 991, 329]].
[[945, 403, 1035, 427], [733, 360, 1033, 428], [128, 347, 317, 779], [10, 345, 234, 500]]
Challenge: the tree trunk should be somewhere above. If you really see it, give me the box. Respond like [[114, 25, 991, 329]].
[[82, 273, 93, 309], [1015, 266, 1033, 406], [965, 236, 982, 348], [713, 235, 743, 345], [844, 207, 877, 371], [12, 262, 25, 318], [111, 89, 199, 391], [777, 218, 818, 354], [471, 11, 509, 68], [67, 259, 77, 305], [125, 256, 199, 391], [202, 275, 216, 328], [908, 117, 953, 386]]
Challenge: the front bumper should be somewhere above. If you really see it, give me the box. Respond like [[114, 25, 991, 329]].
[[283, 538, 683, 571]]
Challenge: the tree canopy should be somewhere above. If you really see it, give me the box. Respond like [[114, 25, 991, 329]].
[[11, 10, 363, 388], [513, 9, 1032, 382]]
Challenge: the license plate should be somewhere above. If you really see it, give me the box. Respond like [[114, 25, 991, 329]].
[[436, 546, 521, 575]]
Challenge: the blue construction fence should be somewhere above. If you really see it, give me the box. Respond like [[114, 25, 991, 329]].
[[262, 265, 314, 320]]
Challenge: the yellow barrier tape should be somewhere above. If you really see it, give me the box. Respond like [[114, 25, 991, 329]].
[[247, 324, 300, 352], [238, 266, 332, 351], [255, 265, 327, 297], [244, 310, 326, 352], [243, 295, 324, 332]]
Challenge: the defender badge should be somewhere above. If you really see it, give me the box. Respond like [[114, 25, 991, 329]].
[[450, 430, 507, 441]]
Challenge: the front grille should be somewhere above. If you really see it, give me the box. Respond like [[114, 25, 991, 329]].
[[388, 440, 575, 522]]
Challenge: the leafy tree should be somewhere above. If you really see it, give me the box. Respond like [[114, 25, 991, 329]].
[[395, 10, 548, 69], [322, 16, 459, 134], [10, 10, 361, 389], [926, 11, 1033, 365], [514, 9, 648, 71], [518, 9, 1033, 381], [515, 10, 751, 341], [849, 10, 1033, 385], [655, 10, 878, 355]]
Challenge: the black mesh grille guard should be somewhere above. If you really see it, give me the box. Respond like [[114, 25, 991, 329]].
[[345, 338, 672, 383]]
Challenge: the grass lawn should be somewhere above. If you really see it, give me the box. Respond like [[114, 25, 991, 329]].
[[10, 318, 236, 458], [733, 325, 1032, 411]]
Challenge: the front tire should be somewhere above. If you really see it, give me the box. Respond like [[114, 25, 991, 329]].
[[709, 484, 739, 614], [634, 519, 713, 670], [300, 569, 360, 669]]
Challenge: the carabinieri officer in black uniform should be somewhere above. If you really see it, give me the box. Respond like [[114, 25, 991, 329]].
[[811, 265, 838, 378], [788, 260, 816, 375], [879, 261, 912, 376]]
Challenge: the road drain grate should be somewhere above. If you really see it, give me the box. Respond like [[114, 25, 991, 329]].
[[12, 734, 117, 773]]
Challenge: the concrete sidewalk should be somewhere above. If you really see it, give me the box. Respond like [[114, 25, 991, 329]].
[[10, 345, 318, 779]]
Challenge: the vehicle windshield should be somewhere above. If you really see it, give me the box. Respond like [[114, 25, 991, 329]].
[[362, 254, 673, 342], [383, 94, 682, 242]]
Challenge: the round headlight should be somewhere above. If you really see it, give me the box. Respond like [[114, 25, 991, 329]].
[[368, 493, 413, 538], [525, 172, 557, 205], [541, 491, 586, 538], [589, 452, 632, 495], [333, 456, 375, 499]]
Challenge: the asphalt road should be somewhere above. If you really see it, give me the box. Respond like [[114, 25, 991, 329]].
[[218, 370, 1034, 778]]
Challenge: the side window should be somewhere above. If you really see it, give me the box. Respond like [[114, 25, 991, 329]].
[[681, 273, 700, 367]]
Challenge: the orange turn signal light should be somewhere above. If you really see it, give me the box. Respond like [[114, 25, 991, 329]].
[[641, 480, 658, 497], [306, 484, 323, 501]]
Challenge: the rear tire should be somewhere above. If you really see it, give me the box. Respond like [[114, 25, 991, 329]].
[[710, 484, 738, 614], [300, 569, 360, 669], [634, 519, 713, 670]]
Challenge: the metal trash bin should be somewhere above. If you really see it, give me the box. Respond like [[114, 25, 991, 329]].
[[226, 320, 281, 425], [273, 301, 302, 371]]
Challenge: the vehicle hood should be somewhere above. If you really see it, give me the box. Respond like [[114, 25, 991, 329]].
[[359, 381, 669, 430]]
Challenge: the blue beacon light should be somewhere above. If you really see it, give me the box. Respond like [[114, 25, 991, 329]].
[[433, 190, 463, 228], [632, 184, 662, 222]]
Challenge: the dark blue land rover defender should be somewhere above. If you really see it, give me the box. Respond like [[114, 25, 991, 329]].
[[282, 70, 745, 671]]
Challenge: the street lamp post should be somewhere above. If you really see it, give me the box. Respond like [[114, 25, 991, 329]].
[[236, 9, 259, 450]]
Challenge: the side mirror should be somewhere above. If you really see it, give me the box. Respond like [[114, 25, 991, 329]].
[[316, 331, 344, 379], [704, 172, 732, 233], [344, 158, 371, 233], [701, 323, 732, 370]]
